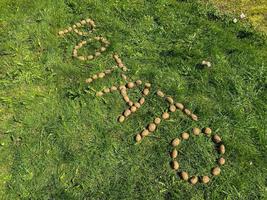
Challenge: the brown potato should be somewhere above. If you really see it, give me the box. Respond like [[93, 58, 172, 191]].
[[201, 176, 210, 184], [212, 134, 222, 143], [154, 117, 161, 125], [180, 171, 189, 181], [169, 105, 176, 112], [148, 123, 156, 132], [162, 112, 170, 120], [190, 176, 198, 185], [181, 132, 189, 140], [193, 128, 201, 136], [212, 167, 221, 176], [175, 103, 184, 110], [171, 149, 178, 159], [171, 138, 180, 147], [172, 160, 179, 170], [135, 134, 142, 142]]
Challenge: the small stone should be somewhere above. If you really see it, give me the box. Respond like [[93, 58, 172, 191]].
[[212, 167, 221, 176], [202, 176, 210, 184], [184, 109, 191, 115], [171, 138, 180, 147], [181, 132, 189, 140], [162, 112, 170, 120], [191, 114, 198, 121], [141, 129, 149, 137], [190, 176, 198, 185], [240, 13, 246, 19], [98, 72, 105, 78], [193, 128, 201, 136], [219, 144, 225, 154], [148, 123, 156, 132], [124, 109, 131, 117], [171, 160, 179, 170], [166, 97, 174, 104], [212, 134, 221, 144], [180, 172, 189, 181], [175, 103, 184, 110], [130, 106, 137, 113], [135, 134, 142, 142], [154, 117, 161, 125], [157, 90, 164, 97], [218, 157, 225, 165], [85, 78, 93, 83], [204, 127, 212, 135], [139, 97, 145, 105], [118, 115, 125, 123], [134, 102, 141, 108], [135, 80, 142, 85], [171, 149, 178, 159], [143, 88, 150, 96], [127, 82, 135, 89], [169, 105, 176, 112]]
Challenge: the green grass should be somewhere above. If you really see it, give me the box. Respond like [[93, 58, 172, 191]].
[[206, 0, 267, 33], [0, 0, 267, 199]]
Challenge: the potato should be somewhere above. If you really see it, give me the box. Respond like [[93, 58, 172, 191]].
[[202, 176, 210, 184], [193, 127, 201, 136], [154, 117, 161, 125], [169, 105, 176, 112], [218, 157, 225, 165], [135, 134, 142, 142], [172, 160, 179, 170], [171, 149, 178, 159], [181, 132, 189, 140], [212, 167, 221, 176], [148, 123, 156, 132], [162, 112, 170, 120], [175, 103, 184, 110], [213, 134, 222, 143], [171, 138, 180, 147], [190, 176, 198, 185], [180, 171, 189, 181]]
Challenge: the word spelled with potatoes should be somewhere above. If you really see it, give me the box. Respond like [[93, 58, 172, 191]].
[[58, 18, 226, 185]]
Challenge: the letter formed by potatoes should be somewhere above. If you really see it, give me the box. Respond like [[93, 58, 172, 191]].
[[169, 128, 226, 185], [58, 18, 227, 187]]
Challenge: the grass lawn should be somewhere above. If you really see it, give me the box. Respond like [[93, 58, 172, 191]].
[[0, 0, 266, 199], [207, 0, 267, 33]]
